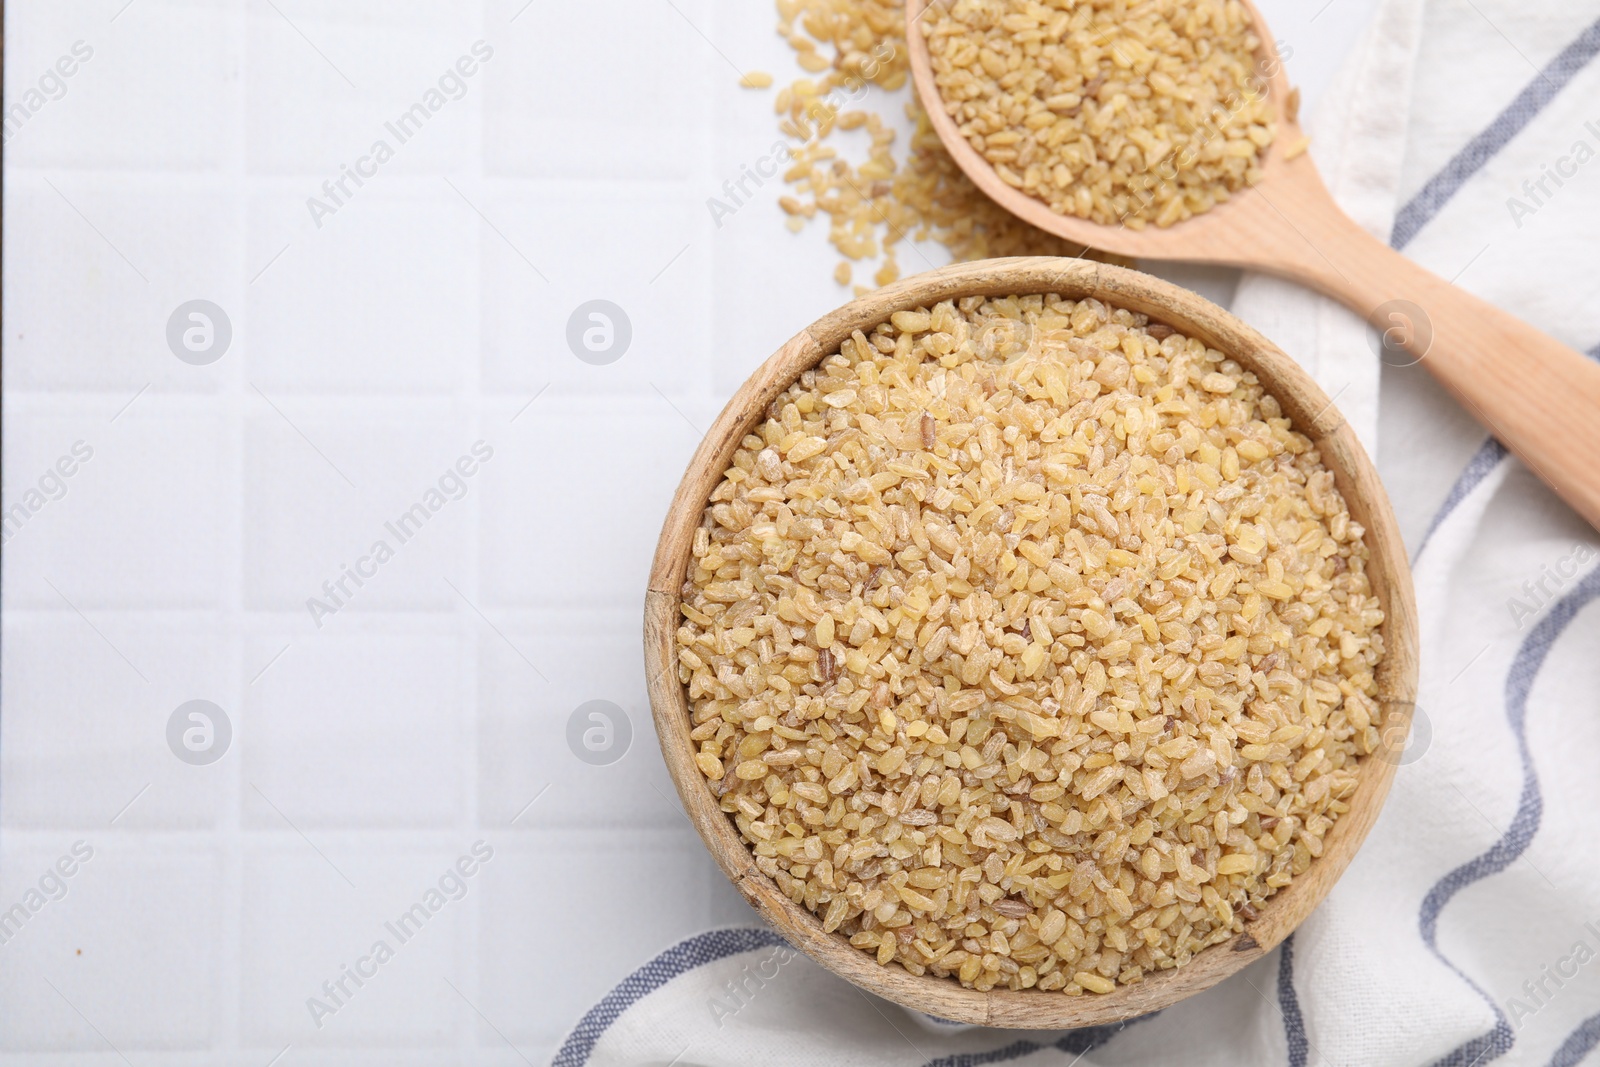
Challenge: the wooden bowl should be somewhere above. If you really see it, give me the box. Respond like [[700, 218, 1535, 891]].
[[644, 257, 1418, 1028]]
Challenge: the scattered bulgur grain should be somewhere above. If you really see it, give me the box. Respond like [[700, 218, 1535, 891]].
[[921, 0, 1277, 228], [766, 0, 1113, 290], [677, 294, 1384, 995], [741, 71, 777, 88]]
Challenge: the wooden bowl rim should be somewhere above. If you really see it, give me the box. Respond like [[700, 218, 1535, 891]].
[[644, 257, 1419, 1028]]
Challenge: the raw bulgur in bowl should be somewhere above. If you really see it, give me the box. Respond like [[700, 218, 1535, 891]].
[[645, 258, 1417, 1028]]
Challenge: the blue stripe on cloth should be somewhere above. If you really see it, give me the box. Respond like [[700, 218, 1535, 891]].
[[1549, 1012, 1600, 1067], [1412, 343, 1596, 562], [919, 1016, 1153, 1067], [1277, 17, 1600, 1059], [552, 924, 1152, 1067], [1394, 7, 1600, 563], [1418, 565, 1600, 1067], [551, 927, 790, 1067], [1277, 935, 1309, 1067], [1389, 15, 1600, 250], [1414, 438, 1511, 560]]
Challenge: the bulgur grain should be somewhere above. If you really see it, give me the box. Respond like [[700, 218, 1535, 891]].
[[767, 0, 1106, 293], [677, 294, 1384, 995], [921, 0, 1277, 228]]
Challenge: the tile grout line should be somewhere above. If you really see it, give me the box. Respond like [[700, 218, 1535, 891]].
[[459, 0, 492, 1052], [463, 3, 487, 1054], [225, 0, 251, 1057]]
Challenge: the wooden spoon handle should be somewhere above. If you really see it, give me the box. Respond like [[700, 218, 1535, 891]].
[[1268, 204, 1600, 532]]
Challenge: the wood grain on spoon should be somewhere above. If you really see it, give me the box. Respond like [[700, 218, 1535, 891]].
[[906, 0, 1600, 533]]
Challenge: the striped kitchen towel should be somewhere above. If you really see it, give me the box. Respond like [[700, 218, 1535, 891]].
[[556, 0, 1600, 1063]]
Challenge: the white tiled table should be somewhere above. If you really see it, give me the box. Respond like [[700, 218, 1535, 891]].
[[0, 1, 1379, 1062]]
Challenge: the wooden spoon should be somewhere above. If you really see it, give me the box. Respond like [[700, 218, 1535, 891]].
[[905, 0, 1600, 532]]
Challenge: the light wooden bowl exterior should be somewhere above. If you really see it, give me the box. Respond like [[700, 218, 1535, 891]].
[[645, 258, 1419, 1028]]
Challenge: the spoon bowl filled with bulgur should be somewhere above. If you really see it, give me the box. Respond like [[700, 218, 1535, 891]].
[[645, 257, 1417, 1028]]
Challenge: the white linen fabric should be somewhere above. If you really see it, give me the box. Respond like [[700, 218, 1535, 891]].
[[556, 1, 1600, 1064]]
